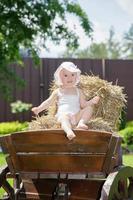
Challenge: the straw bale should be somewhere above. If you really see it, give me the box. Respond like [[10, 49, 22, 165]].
[[79, 75, 127, 131], [87, 118, 113, 132], [29, 115, 60, 130], [29, 75, 127, 132]]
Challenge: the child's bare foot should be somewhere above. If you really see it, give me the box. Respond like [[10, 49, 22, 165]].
[[66, 131, 76, 140], [76, 119, 88, 130], [76, 123, 88, 130]]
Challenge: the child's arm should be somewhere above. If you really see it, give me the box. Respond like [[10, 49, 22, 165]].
[[79, 89, 99, 109], [32, 89, 58, 115]]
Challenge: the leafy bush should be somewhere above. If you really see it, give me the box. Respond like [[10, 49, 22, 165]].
[[119, 110, 127, 130], [126, 121, 133, 127], [10, 100, 32, 113], [123, 127, 133, 145], [119, 121, 133, 145], [0, 121, 28, 135]]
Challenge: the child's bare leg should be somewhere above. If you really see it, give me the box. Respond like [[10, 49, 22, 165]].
[[76, 105, 93, 129], [68, 114, 77, 126], [60, 115, 76, 140]]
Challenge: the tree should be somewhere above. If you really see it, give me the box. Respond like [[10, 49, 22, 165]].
[[0, 0, 92, 100], [76, 42, 108, 59], [61, 27, 122, 59], [123, 24, 133, 59], [60, 42, 109, 59], [107, 27, 121, 59]]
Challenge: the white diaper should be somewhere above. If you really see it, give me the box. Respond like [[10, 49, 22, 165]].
[[55, 88, 80, 122]]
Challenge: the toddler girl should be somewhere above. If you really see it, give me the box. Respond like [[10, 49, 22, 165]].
[[32, 62, 99, 140]]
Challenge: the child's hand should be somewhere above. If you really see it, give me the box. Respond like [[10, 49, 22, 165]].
[[31, 107, 39, 115], [92, 96, 100, 104]]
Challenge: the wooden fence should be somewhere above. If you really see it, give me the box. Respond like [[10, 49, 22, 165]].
[[0, 58, 133, 122]]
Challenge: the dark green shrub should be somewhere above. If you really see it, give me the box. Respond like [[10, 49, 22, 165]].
[[119, 110, 127, 130], [0, 121, 28, 135], [126, 121, 133, 127], [119, 126, 133, 145]]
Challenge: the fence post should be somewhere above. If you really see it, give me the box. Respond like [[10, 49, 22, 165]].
[[39, 58, 44, 103], [102, 59, 105, 79]]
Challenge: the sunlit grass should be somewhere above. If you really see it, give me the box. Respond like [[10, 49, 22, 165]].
[[0, 153, 6, 166], [123, 154, 133, 167]]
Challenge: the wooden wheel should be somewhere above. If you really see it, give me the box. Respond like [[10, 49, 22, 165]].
[[100, 166, 133, 200]]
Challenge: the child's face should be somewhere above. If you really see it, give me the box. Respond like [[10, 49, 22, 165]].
[[60, 68, 77, 87]]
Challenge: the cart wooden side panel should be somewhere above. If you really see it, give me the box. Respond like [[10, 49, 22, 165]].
[[0, 129, 123, 200]]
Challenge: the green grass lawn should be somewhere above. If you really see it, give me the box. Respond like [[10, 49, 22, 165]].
[[0, 153, 9, 198], [123, 154, 133, 167], [0, 153, 133, 198], [0, 153, 6, 166]]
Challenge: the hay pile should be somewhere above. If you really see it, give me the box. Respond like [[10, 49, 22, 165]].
[[29, 75, 127, 132], [29, 115, 60, 130]]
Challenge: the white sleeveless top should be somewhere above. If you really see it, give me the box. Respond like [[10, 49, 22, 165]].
[[56, 88, 80, 121]]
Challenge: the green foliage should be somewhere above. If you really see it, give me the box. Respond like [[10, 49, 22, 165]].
[[10, 100, 32, 113], [0, 0, 92, 100], [127, 144, 133, 152], [123, 24, 133, 58], [61, 26, 122, 58], [119, 121, 133, 145], [119, 110, 127, 130], [0, 177, 13, 198], [126, 121, 133, 127], [0, 153, 6, 166], [123, 154, 133, 167], [0, 121, 28, 135], [120, 127, 133, 145], [107, 27, 121, 59], [78, 42, 108, 59], [61, 24, 133, 59]]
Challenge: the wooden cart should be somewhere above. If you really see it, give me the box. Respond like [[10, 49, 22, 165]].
[[0, 129, 133, 200]]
